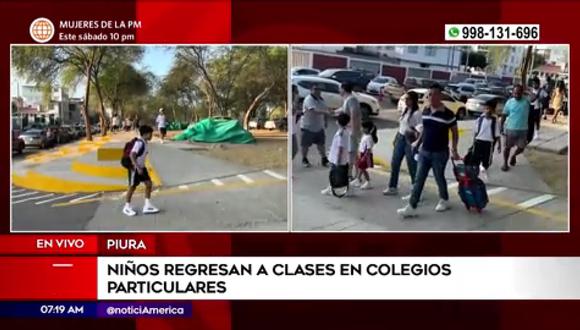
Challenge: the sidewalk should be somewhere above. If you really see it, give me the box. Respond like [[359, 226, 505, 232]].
[[527, 119, 569, 155]]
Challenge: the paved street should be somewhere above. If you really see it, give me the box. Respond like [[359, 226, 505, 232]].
[[12, 133, 287, 231], [292, 107, 568, 232]]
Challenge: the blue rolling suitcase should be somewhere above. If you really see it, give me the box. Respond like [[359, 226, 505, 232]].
[[451, 159, 489, 213]]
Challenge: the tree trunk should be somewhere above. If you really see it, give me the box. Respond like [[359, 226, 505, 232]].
[[243, 83, 274, 129], [83, 64, 93, 141], [93, 78, 108, 136], [521, 46, 534, 89]]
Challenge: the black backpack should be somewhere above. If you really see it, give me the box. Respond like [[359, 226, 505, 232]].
[[120, 138, 145, 169], [329, 165, 349, 198]]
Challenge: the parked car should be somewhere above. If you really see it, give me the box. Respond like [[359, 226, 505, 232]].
[[403, 88, 468, 120], [464, 78, 487, 85], [291, 67, 320, 76], [19, 129, 51, 149], [293, 76, 382, 119], [50, 126, 72, 144], [318, 69, 376, 92], [466, 94, 507, 116], [404, 77, 438, 90], [61, 125, 79, 140], [12, 130, 25, 154], [447, 83, 476, 102], [366, 76, 405, 102]]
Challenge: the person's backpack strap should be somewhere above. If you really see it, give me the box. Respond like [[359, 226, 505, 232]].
[[475, 116, 484, 137], [133, 138, 146, 158], [491, 116, 497, 141]]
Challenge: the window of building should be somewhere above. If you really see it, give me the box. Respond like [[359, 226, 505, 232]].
[[407, 46, 419, 54], [425, 46, 437, 57]]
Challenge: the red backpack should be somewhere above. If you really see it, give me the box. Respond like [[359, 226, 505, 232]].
[[120, 138, 145, 169]]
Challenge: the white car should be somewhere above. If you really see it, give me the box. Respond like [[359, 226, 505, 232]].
[[292, 76, 382, 117], [366, 75, 405, 102], [264, 120, 277, 130], [291, 67, 320, 76], [447, 83, 476, 102]]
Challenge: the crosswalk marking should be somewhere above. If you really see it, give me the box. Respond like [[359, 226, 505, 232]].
[[237, 174, 254, 184], [264, 170, 286, 180], [178, 185, 189, 190], [487, 187, 507, 196], [12, 191, 38, 199], [35, 194, 77, 205], [517, 194, 556, 209], [12, 189, 26, 193], [211, 179, 224, 186], [69, 193, 100, 204], [13, 193, 54, 205]]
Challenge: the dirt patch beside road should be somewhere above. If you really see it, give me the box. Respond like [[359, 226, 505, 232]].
[[201, 138, 287, 169], [525, 149, 568, 196]]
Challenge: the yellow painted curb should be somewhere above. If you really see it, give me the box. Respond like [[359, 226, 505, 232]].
[[146, 160, 163, 186], [97, 148, 123, 161], [71, 160, 127, 179], [12, 171, 127, 193], [69, 159, 162, 186]]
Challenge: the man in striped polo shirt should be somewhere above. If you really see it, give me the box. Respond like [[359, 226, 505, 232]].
[[398, 83, 460, 218]]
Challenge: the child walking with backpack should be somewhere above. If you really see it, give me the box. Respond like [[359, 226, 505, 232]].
[[469, 99, 501, 181], [121, 125, 159, 217], [351, 121, 378, 190], [321, 113, 352, 197]]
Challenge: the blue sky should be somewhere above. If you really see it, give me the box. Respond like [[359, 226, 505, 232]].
[[137, 46, 175, 78]]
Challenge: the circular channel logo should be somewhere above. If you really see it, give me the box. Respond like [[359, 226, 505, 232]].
[[30, 18, 55, 43]]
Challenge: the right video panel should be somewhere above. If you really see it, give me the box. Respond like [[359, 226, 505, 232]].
[[291, 45, 569, 232]]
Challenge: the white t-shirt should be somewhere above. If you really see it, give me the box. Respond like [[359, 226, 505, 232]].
[[358, 134, 374, 153], [156, 114, 167, 129], [131, 138, 149, 169], [398, 108, 423, 135], [329, 128, 350, 165], [474, 115, 499, 142]]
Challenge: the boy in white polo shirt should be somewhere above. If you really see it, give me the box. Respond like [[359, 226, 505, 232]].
[[321, 113, 352, 196], [470, 99, 501, 179]]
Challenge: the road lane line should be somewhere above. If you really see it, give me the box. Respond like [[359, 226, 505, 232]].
[[517, 194, 556, 209], [69, 193, 100, 204], [264, 170, 286, 180], [487, 187, 507, 196], [178, 185, 189, 190], [13, 193, 55, 204], [11, 191, 39, 199], [237, 174, 254, 184], [35, 194, 77, 205], [211, 179, 224, 186]]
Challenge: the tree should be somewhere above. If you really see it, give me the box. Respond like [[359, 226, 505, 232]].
[[486, 46, 512, 75], [170, 46, 288, 129], [521, 46, 534, 89], [12, 46, 98, 140], [461, 51, 487, 69], [99, 62, 150, 120]]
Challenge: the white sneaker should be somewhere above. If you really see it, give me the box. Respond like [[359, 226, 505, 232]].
[[383, 187, 398, 195], [435, 199, 450, 212], [534, 131, 539, 140], [479, 167, 488, 182], [402, 193, 424, 203], [123, 205, 137, 217], [143, 202, 160, 214], [397, 204, 418, 218], [350, 178, 361, 187], [360, 181, 372, 190], [321, 186, 332, 196]]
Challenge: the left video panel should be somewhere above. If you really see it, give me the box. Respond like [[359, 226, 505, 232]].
[[11, 45, 289, 232]]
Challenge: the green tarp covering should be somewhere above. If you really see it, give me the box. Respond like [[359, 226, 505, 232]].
[[172, 118, 255, 144], [167, 121, 189, 131]]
